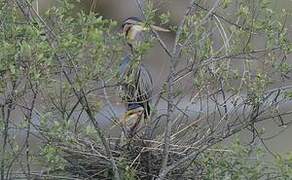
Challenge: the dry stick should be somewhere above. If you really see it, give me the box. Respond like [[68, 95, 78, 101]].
[[14, 1, 121, 179], [158, 113, 250, 177], [1, 2, 20, 180], [101, 80, 118, 121], [158, 0, 198, 178], [135, 0, 198, 178], [90, 0, 98, 13], [159, 83, 292, 176], [175, 0, 221, 62], [135, 0, 172, 177], [23, 82, 37, 180], [135, 0, 172, 58], [158, 1, 222, 179], [1, 84, 16, 180], [0, 104, 8, 180], [6, 136, 30, 179], [192, 1, 251, 32], [174, 47, 281, 84], [135, 0, 173, 177]]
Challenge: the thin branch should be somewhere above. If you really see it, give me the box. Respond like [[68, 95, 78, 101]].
[[15, 1, 121, 179]]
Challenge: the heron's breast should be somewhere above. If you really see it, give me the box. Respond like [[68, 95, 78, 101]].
[[127, 25, 144, 43]]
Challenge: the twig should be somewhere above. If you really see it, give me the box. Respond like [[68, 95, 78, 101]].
[[15, 1, 121, 179], [135, 0, 172, 57], [158, 0, 201, 179]]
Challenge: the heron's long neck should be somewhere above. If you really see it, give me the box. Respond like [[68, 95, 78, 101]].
[[129, 51, 142, 63], [127, 25, 145, 52], [128, 25, 144, 41]]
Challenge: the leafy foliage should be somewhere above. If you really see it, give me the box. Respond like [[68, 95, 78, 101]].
[[0, 0, 291, 179], [195, 141, 292, 180]]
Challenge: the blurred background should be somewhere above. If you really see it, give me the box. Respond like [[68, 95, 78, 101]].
[[34, 0, 292, 155]]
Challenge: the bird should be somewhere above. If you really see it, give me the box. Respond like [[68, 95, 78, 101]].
[[119, 55, 152, 118], [119, 17, 170, 135], [122, 16, 170, 52]]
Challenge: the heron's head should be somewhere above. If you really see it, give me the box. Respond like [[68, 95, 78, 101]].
[[122, 105, 145, 126], [127, 103, 144, 116], [122, 17, 142, 36], [126, 106, 144, 117], [122, 16, 170, 47]]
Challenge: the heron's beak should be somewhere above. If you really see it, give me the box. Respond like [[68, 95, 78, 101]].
[[150, 24, 170, 32], [136, 22, 170, 32]]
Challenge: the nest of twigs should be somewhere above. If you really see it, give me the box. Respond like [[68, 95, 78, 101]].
[[52, 133, 191, 179]]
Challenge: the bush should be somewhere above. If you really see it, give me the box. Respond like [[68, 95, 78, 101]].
[[0, 0, 292, 179]]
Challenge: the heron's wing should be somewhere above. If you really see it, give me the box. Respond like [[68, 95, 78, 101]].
[[137, 65, 153, 102], [119, 55, 132, 79], [120, 65, 152, 102], [137, 65, 153, 117], [119, 55, 153, 116], [119, 55, 137, 101]]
